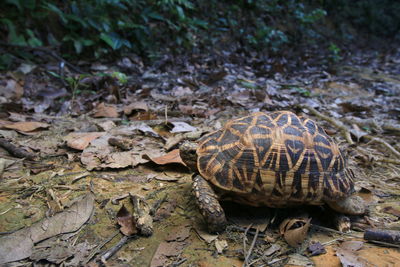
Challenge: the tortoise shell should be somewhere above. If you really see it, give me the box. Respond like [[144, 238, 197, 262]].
[[196, 111, 355, 207]]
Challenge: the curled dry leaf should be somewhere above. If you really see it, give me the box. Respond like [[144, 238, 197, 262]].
[[4, 121, 50, 133], [123, 101, 148, 115], [279, 217, 311, 247], [92, 103, 119, 118], [116, 205, 137, 236]]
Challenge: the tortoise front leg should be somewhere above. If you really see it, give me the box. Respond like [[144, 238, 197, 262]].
[[192, 175, 227, 233]]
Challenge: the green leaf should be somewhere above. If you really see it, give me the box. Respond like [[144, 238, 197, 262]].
[[44, 3, 68, 24], [176, 6, 185, 20]]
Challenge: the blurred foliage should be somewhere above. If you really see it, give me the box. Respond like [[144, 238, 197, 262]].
[[0, 0, 399, 65]]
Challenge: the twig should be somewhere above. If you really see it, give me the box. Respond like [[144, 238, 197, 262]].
[[243, 228, 259, 267], [364, 135, 400, 158], [242, 224, 252, 260], [84, 230, 119, 264], [101, 235, 131, 263], [300, 105, 354, 144], [311, 224, 400, 248], [0, 138, 36, 160]]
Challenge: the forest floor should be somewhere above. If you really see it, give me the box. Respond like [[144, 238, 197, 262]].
[[0, 45, 400, 267]]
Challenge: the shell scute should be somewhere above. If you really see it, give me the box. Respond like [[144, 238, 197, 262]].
[[196, 111, 355, 206]]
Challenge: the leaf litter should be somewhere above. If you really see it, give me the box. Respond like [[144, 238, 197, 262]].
[[1, 46, 400, 267]]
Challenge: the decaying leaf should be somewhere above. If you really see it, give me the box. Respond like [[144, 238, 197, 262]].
[[144, 149, 185, 166], [263, 244, 280, 256], [193, 224, 218, 244], [64, 132, 106, 150], [150, 241, 186, 267], [165, 225, 191, 242], [0, 194, 95, 264], [4, 121, 50, 133], [116, 205, 137, 236], [279, 217, 311, 247], [92, 103, 119, 118], [308, 241, 326, 256]]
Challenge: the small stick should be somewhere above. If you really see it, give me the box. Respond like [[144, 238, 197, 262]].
[[0, 138, 36, 160], [84, 230, 119, 264], [243, 228, 259, 267], [300, 105, 354, 144], [150, 193, 168, 216], [242, 224, 252, 259], [101, 235, 131, 263]]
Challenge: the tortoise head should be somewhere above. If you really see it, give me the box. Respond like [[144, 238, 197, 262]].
[[179, 141, 198, 172]]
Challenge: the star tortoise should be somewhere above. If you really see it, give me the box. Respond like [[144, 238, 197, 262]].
[[180, 111, 365, 233]]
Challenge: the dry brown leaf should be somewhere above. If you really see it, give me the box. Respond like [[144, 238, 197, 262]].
[[116, 205, 137, 236], [93, 103, 119, 118], [279, 217, 311, 247], [144, 149, 185, 166], [123, 101, 148, 115], [64, 132, 106, 150], [4, 121, 50, 132]]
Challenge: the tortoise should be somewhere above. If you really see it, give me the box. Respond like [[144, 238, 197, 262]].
[[180, 111, 365, 233]]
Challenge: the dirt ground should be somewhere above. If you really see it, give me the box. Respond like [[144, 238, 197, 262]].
[[0, 47, 400, 266]]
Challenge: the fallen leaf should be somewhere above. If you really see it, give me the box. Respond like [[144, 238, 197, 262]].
[[286, 253, 314, 266], [339, 240, 364, 252], [64, 132, 106, 150], [96, 120, 116, 131], [93, 103, 119, 118], [116, 205, 137, 236], [279, 217, 311, 247], [263, 244, 280, 256], [308, 242, 326, 256], [0, 194, 95, 264], [4, 121, 50, 133], [215, 239, 228, 254], [153, 199, 177, 221], [144, 149, 185, 166], [170, 121, 197, 133], [165, 225, 191, 242], [194, 224, 218, 244], [123, 101, 149, 115], [150, 241, 186, 267]]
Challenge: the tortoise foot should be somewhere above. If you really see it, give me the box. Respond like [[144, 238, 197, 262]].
[[326, 195, 365, 215], [192, 175, 227, 233]]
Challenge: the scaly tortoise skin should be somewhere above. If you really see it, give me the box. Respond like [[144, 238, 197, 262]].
[[181, 111, 365, 233]]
